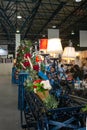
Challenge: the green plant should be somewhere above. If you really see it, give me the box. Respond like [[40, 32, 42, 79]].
[[81, 104, 87, 112], [43, 95, 58, 109], [24, 78, 34, 92]]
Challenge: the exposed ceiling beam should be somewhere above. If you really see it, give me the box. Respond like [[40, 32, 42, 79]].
[[23, 0, 41, 38], [34, 2, 66, 40], [20, 0, 41, 32], [0, 21, 10, 40], [57, 0, 87, 29], [5, 0, 12, 10], [0, 7, 15, 32]]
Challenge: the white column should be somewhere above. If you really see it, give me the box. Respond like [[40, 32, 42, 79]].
[[15, 33, 21, 57]]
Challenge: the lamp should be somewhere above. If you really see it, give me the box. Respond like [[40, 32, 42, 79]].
[[0, 48, 8, 56], [47, 38, 63, 58], [39, 39, 48, 53], [62, 41, 76, 63]]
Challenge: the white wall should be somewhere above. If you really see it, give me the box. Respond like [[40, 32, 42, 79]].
[[0, 63, 13, 75]]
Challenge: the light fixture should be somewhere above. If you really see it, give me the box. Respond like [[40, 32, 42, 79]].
[[75, 0, 82, 2], [0, 47, 8, 55], [16, 30, 20, 33], [71, 30, 75, 35], [76, 51, 80, 57], [17, 15, 22, 19], [47, 38, 63, 58], [52, 25, 56, 29], [62, 41, 76, 63], [35, 41, 37, 44], [39, 39, 48, 53], [77, 44, 80, 46], [42, 34, 45, 37]]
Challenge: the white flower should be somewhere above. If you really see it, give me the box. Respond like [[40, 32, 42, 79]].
[[41, 80, 52, 90]]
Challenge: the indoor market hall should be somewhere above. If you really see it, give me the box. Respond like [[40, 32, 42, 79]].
[[0, 0, 87, 130]]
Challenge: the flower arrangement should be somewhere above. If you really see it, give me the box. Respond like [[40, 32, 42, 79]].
[[24, 69, 52, 96], [15, 40, 58, 109], [15, 40, 33, 71]]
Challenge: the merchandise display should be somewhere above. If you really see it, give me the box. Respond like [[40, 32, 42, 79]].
[[1, 1, 87, 130], [13, 40, 87, 130]]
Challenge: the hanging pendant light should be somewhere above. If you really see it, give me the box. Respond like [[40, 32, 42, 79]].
[[47, 38, 63, 58], [62, 40, 76, 63], [39, 39, 48, 53]]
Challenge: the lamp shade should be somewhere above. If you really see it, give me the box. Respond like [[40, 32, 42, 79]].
[[47, 38, 63, 55], [39, 39, 48, 53], [62, 46, 76, 60], [0, 48, 8, 56]]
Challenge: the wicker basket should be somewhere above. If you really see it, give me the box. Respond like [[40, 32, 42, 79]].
[[36, 90, 49, 101]]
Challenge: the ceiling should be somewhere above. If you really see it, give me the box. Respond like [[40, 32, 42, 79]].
[[0, 0, 87, 53]]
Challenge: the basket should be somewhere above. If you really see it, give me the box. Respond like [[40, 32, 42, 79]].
[[36, 90, 49, 101]]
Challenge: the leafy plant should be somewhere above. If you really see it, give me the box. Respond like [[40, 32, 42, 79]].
[[43, 95, 58, 109], [24, 78, 34, 92], [81, 104, 87, 112]]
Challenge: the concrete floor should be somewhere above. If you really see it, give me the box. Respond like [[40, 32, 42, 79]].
[[0, 75, 22, 130]]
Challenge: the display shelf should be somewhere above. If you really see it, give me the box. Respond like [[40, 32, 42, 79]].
[[23, 91, 86, 130]]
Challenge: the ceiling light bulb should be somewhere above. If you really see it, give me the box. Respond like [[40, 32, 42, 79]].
[[75, 0, 82, 2], [16, 30, 20, 33], [17, 15, 22, 19], [52, 25, 56, 28], [42, 35, 45, 37], [71, 31, 75, 35], [35, 41, 37, 44]]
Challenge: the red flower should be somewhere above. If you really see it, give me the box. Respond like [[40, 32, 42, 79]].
[[33, 65, 39, 71], [33, 85, 37, 88], [36, 55, 42, 62], [33, 79, 42, 84], [24, 53, 31, 59], [17, 53, 19, 56], [33, 79, 42, 89], [23, 61, 30, 67]]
